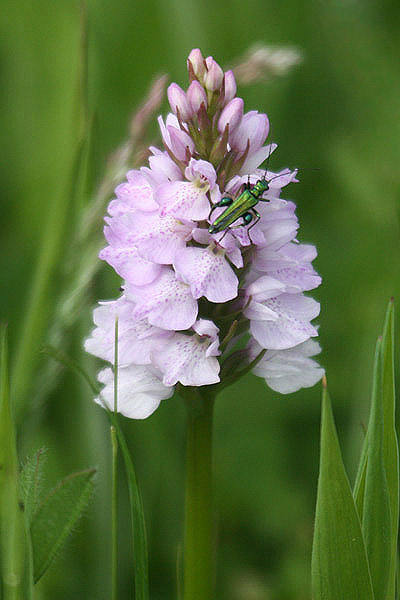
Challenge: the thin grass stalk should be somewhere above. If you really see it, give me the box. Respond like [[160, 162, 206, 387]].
[[111, 318, 119, 600]]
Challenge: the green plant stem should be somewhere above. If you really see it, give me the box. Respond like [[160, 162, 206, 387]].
[[111, 425, 118, 600], [111, 316, 119, 600], [183, 390, 215, 600]]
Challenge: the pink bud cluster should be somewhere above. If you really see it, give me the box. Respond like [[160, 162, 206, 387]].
[[85, 49, 323, 419]]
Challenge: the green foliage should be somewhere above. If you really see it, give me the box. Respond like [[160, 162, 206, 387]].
[[0, 328, 34, 599], [311, 383, 374, 600], [381, 303, 399, 599], [10, 0, 92, 422], [362, 340, 391, 598], [20, 448, 48, 525], [112, 417, 150, 600], [31, 468, 96, 583], [312, 301, 398, 600], [45, 344, 150, 599], [1, 332, 97, 594]]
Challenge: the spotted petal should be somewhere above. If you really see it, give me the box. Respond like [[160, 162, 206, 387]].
[[99, 243, 161, 286], [247, 293, 320, 350], [156, 180, 211, 221], [125, 267, 198, 330], [174, 245, 239, 303], [84, 297, 172, 366], [107, 170, 159, 216], [254, 242, 322, 292], [152, 319, 220, 386], [118, 211, 193, 264]]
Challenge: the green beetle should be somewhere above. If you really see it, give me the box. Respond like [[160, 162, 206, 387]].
[[208, 177, 270, 239]]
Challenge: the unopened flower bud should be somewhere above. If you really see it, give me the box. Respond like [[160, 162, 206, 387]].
[[218, 97, 244, 135], [167, 125, 194, 161], [222, 70, 237, 105], [231, 111, 269, 154], [204, 57, 224, 91], [167, 83, 193, 122], [187, 80, 208, 113], [158, 115, 195, 162], [187, 48, 206, 79]]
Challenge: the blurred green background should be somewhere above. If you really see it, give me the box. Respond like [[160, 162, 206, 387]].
[[1, 0, 399, 598]]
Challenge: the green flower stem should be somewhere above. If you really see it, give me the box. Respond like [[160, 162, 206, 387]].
[[183, 389, 215, 600]]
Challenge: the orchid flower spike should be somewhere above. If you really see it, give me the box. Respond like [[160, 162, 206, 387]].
[[85, 50, 323, 419]]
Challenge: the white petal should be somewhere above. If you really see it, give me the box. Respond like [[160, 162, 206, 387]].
[[252, 340, 324, 393], [245, 300, 278, 321], [246, 275, 287, 300], [96, 365, 174, 419], [259, 219, 299, 250]]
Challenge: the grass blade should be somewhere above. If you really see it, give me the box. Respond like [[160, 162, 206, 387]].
[[311, 378, 374, 600], [0, 327, 33, 599], [381, 300, 398, 599], [353, 440, 368, 521], [110, 416, 150, 600], [31, 467, 96, 582], [361, 339, 391, 599], [111, 317, 119, 600]]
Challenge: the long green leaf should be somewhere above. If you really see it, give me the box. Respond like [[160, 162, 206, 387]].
[[353, 300, 398, 599], [362, 339, 392, 599], [0, 327, 33, 599], [381, 300, 398, 599], [110, 416, 150, 600], [31, 467, 96, 582], [353, 440, 368, 521], [311, 380, 374, 600]]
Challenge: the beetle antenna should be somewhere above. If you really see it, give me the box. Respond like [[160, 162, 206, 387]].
[[262, 126, 274, 181], [265, 166, 320, 185]]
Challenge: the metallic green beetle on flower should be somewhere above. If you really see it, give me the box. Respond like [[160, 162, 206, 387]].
[[208, 177, 270, 238]]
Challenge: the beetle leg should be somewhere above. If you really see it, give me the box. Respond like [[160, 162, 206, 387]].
[[247, 209, 261, 244], [215, 228, 230, 244]]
